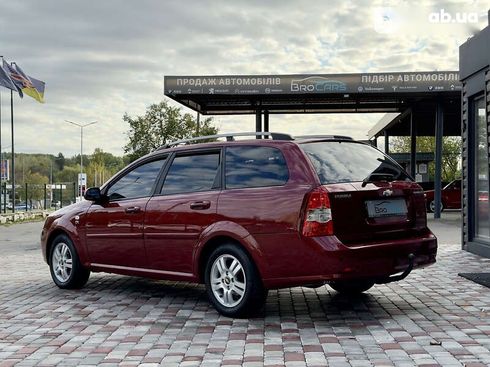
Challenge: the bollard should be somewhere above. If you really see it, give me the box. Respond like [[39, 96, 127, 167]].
[[44, 183, 47, 210], [3, 182, 6, 214]]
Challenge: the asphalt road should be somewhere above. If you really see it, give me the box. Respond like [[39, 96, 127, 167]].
[[0, 220, 45, 255]]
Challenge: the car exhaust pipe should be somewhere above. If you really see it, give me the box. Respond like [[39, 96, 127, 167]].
[[375, 253, 415, 285]]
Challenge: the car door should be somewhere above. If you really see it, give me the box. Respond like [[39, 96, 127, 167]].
[[443, 180, 460, 208], [448, 180, 462, 208], [144, 150, 221, 274], [84, 157, 167, 268]]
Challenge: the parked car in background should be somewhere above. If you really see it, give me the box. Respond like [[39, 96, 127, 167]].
[[424, 179, 461, 212], [41, 133, 437, 317], [7, 202, 33, 211]]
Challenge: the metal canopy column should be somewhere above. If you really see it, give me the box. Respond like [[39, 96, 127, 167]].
[[264, 111, 269, 132], [255, 110, 262, 138], [410, 110, 417, 178], [384, 131, 389, 154], [434, 102, 444, 219]]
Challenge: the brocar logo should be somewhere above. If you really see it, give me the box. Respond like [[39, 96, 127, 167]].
[[291, 76, 347, 92]]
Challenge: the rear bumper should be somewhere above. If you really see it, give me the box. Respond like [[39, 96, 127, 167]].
[[262, 231, 437, 289]]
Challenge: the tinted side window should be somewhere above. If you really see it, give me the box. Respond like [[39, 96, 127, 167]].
[[107, 159, 166, 200], [225, 146, 289, 189], [161, 152, 220, 195]]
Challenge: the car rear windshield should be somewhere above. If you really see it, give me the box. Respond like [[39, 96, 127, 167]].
[[300, 141, 411, 184]]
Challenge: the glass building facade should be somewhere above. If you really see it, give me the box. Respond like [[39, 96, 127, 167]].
[[460, 16, 490, 258]]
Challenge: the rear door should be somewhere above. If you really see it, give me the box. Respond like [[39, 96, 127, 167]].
[[144, 149, 221, 274], [300, 141, 427, 244]]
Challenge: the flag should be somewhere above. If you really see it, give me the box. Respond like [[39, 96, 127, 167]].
[[13, 63, 45, 103], [0, 60, 17, 91], [3, 61, 45, 103], [3, 60, 23, 97]]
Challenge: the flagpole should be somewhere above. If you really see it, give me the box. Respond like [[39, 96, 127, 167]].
[[10, 82, 14, 213], [0, 78, 2, 213], [0, 89, 2, 213], [0, 55, 3, 213]]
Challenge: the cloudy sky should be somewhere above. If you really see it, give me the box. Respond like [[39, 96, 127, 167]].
[[0, 0, 488, 157]]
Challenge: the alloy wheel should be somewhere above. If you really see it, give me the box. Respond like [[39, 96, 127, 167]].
[[210, 254, 246, 308], [52, 242, 73, 283]]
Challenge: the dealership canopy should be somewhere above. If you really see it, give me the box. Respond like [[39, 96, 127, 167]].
[[164, 71, 461, 115]]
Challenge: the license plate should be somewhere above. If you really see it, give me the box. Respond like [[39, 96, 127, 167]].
[[366, 199, 407, 218]]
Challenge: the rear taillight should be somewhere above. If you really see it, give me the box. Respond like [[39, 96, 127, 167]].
[[302, 186, 334, 237]]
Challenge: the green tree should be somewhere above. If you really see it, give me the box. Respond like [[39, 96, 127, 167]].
[[124, 100, 218, 161], [24, 171, 49, 208], [86, 148, 124, 187], [55, 153, 65, 171], [391, 136, 461, 182], [55, 165, 80, 183]]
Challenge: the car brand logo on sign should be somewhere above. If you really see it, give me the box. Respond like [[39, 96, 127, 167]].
[[382, 189, 393, 197]]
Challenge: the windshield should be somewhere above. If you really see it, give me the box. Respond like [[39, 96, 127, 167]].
[[300, 141, 411, 184]]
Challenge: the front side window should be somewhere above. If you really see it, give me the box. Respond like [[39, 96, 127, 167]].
[[107, 159, 166, 200], [161, 152, 220, 195], [225, 146, 289, 189]]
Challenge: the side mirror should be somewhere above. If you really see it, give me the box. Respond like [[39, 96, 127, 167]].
[[84, 187, 104, 202]]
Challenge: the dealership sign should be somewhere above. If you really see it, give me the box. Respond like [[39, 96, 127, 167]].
[[165, 72, 461, 96]]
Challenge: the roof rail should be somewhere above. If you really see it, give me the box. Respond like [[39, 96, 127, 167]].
[[159, 132, 294, 149], [295, 135, 353, 140]]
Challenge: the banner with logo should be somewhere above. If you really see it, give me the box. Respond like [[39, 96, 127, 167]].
[[165, 71, 461, 96]]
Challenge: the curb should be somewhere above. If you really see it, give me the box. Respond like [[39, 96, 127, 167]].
[[0, 211, 51, 224]]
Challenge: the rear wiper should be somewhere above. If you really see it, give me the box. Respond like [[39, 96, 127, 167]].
[[361, 173, 395, 187], [376, 158, 405, 178]]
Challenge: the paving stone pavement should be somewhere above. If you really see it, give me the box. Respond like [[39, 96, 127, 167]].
[[1, 242, 490, 366]]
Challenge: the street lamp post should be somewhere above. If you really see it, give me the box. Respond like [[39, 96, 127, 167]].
[[64, 120, 98, 198]]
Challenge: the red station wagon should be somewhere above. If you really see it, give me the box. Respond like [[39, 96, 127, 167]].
[[41, 133, 437, 317], [425, 179, 461, 212]]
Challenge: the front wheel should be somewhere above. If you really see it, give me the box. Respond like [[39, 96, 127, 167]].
[[205, 244, 267, 318], [329, 279, 375, 294], [49, 234, 90, 289]]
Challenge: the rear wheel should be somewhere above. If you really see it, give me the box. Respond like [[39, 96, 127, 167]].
[[49, 234, 90, 289], [329, 279, 375, 294], [205, 244, 267, 318], [428, 200, 444, 213]]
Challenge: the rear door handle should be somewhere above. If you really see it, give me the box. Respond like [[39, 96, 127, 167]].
[[125, 206, 141, 214], [190, 201, 211, 210]]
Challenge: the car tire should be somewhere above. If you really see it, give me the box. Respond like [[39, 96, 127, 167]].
[[329, 279, 375, 294], [205, 243, 268, 318], [49, 234, 90, 289], [428, 200, 444, 213]]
